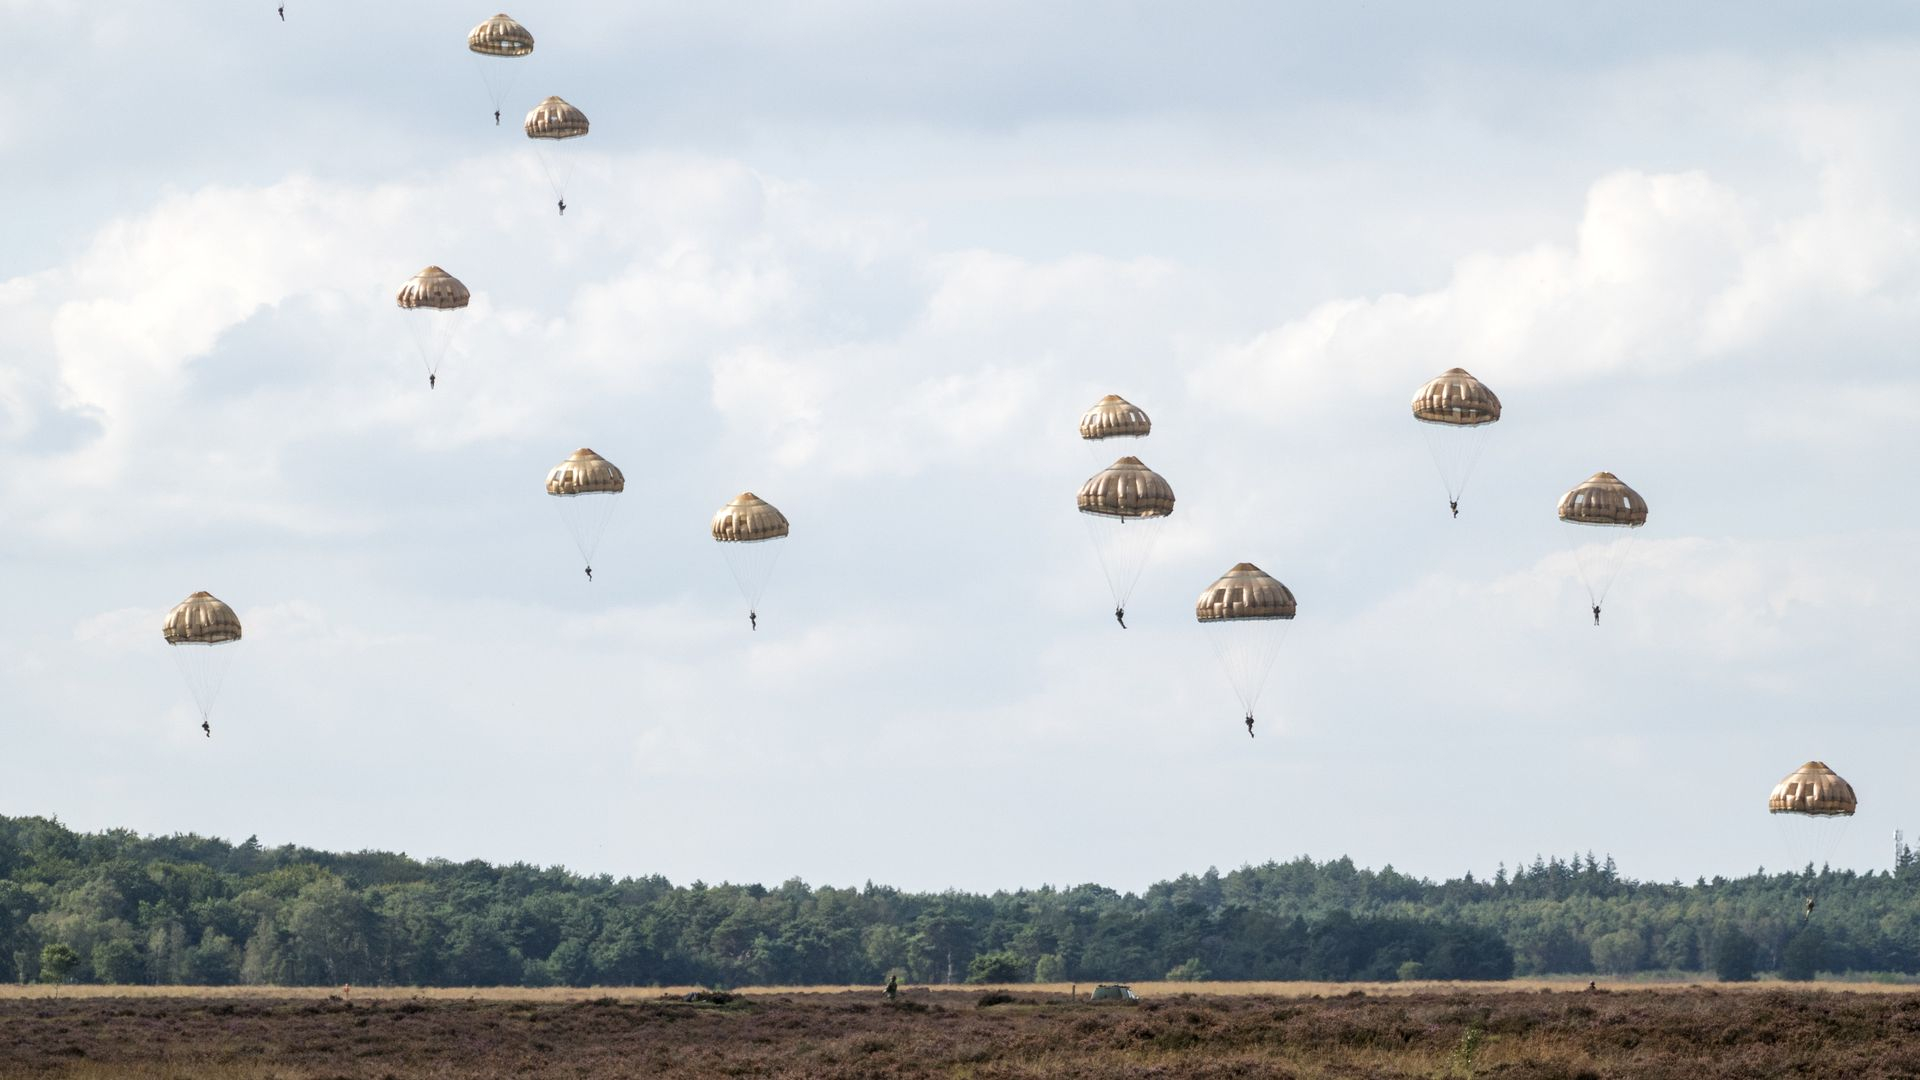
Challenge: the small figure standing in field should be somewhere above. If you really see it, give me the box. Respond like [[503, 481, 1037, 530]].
[[1586, 981, 1596, 992], [885, 975, 898, 1001], [342, 983, 351, 999]]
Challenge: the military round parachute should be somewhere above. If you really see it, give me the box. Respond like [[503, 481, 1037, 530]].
[[525, 96, 588, 139], [396, 266, 470, 310], [1195, 564, 1296, 737], [712, 493, 790, 628], [1410, 368, 1500, 517], [396, 266, 469, 386], [1079, 394, 1152, 443], [467, 13, 533, 56], [546, 449, 624, 577], [1557, 471, 1647, 625], [1077, 456, 1175, 518], [525, 96, 589, 211], [1077, 456, 1174, 627], [1558, 471, 1647, 527], [468, 15, 534, 125], [164, 591, 241, 733], [1770, 761, 1856, 892], [1770, 761, 1857, 817]]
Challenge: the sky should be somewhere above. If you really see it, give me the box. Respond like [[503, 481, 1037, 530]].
[[2, 2, 1917, 894]]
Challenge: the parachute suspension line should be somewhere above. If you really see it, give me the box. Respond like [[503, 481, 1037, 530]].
[[1565, 528, 1640, 609], [170, 643, 236, 723], [531, 144, 577, 206], [718, 538, 784, 614], [1081, 514, 1165, 615], [1202, 619, 1291, 717], [1420, 422, 1494, 509], [404, 310, 461, 378], [552, 493, 620, 570], [469, 54, 526, 121]]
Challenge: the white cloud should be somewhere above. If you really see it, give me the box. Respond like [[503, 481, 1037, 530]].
[[1195, 164, 1920, 412]]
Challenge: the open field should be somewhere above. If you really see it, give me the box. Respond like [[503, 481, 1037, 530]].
[[5, 977, 1920, 1002], [6, 984, 1920, 1078]]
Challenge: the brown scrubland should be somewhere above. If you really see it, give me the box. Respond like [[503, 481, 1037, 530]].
[[4, 982, 1920, 1078]]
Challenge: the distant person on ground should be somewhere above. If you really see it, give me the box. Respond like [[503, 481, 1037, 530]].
[[1244, 713, 1255, 739], [1114, 606, 1126, 629], [885, 975, 898, 1000]]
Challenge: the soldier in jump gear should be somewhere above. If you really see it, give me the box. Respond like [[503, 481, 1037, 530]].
[[558, 199, 566, 216], [202, 720, 211, 738], [1114, 606, 1126, 629], [1449, 499, 1459, 518], [1592, 604, 1602, 626], [494, 110, 501, 126], [428, 373, 435, 389], [1805, 897, 1816, 919], [749, 610, 757, 630], [584, 566, 592, 582], [1245, 713, 1255, 738]]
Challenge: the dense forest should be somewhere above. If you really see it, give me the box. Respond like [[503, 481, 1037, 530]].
[[2, 815, 1915, 987]]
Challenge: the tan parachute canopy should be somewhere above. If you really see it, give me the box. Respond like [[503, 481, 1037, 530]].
[[468, 13, 534, 56], [1769, 761, 1858, 816], [395, 266, 471, 310], [1079, 394, 1152, 440], [525, 96, 589, 139], [1558, 472, 1648, 527], [1195, 563, 1297, 622], [546, 449, 624, 495], [1078, 456, 1175, 518], [163, 591, 242, 645], [1411, 368, 1501, 426], [712, 493, 789, 543]]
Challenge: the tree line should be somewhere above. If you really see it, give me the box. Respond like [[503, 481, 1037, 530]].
[[2, 815, 1910, 987]]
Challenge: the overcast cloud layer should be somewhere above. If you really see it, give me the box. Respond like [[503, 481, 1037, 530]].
[[2, 2, 1916, 893]]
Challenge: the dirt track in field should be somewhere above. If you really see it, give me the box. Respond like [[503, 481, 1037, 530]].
[[5, 985, 1920, 1078]]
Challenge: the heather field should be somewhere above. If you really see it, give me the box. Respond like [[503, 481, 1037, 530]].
[[6, 983, 1920, 1079]]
